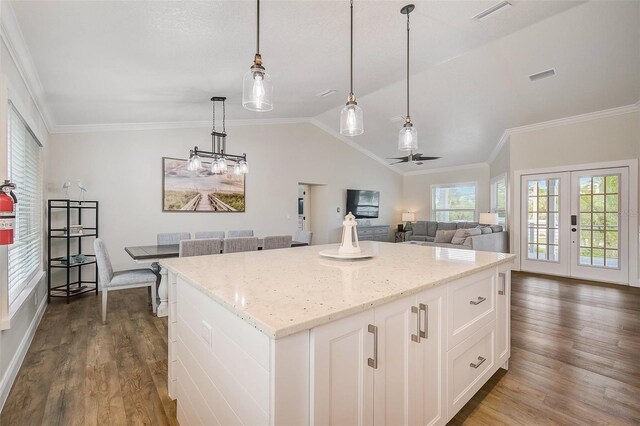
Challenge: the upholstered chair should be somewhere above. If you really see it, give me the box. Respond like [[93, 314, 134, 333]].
[[227, 230, 254, 238], [194, 231, 225, 240], [263, 235, 293, 250], [223, 237, 258, 253], [294, 230, 313, 245], [157, 232, 191, 245], [94, 238, 157, 324], [179, 238, 223, 257]]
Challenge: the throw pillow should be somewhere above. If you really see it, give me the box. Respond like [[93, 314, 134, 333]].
[[490, 225, 503, 233], [480, 226, 492, 234], [451, 228, 481, 244], [434, 229, 457, 243]]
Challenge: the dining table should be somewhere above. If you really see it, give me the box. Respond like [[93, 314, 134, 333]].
[[125, 239, 309, 317]]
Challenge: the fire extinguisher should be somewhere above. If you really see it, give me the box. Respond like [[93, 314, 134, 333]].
[[0, 180, 18, 245]]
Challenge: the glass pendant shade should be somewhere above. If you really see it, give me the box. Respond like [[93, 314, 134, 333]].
[[340, 103, 364, 136], [243, 69, 273, 112], [398, 125, 418, 151], [187, 154, 201, 171], [218, 157, 228, 172], [211, 159, 220, 174], [239, 160, 249, 174], [234, 163, 242, 176]]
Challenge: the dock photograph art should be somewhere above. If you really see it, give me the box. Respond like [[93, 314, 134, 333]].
[[162, 157, 245, 212]]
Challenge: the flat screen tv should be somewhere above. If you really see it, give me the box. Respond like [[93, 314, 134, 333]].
[[346, 189, 380, 219]]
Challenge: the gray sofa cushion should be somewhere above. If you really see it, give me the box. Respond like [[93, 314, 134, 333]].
[[434, 229, 457, 243], [437, 222, 457, 231], [464, 222, 480, 229], [426, 221, 438, 237], [412, 221, 427, 236], [490, 225, 504, 233], [479, 226, 492, 234], [451, 228, 482, 244]]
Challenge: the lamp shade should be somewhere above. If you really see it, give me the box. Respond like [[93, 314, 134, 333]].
[[479, 213, 499, 225], [402, 212, 416, 222]]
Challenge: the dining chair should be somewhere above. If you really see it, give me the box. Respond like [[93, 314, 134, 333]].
[[223, 237, 258, 253], [179, 238, 223, 257], [94, 238, 157, 324], [263, 235, 293, 250], [157, 232, 191, 245], [227, 230, 254, 238], [294, 230, 313, 245], [195, 231, 225, 239]]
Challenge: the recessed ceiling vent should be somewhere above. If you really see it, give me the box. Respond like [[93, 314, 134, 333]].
[[472, 1, 512, 22], [316, 89, 336, 97], [529, 68, 557, 82]]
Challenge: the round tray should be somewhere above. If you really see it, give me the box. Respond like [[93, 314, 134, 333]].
[[318, 248, 374, 260]]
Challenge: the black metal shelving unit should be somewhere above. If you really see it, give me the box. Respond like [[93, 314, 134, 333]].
[[47, 199, 99, 303]]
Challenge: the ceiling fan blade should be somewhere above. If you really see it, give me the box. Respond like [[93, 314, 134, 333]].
[[386, 156, 409, 160], [414, 156, 441, 161], [389, 160, 406, 165]]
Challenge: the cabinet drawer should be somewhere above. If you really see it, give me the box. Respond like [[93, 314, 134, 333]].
[[447, 269, 496, 349], [447, 320, 496, 418]]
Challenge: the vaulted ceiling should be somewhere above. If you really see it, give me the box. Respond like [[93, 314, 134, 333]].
[[7, 0, 640, 171]]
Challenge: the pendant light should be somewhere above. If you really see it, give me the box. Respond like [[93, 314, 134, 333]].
[[243, 0, 273, 112], [340, 0, 364, 136], [398, 4, 418, 152]]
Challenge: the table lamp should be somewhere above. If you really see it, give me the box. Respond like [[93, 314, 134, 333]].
[[479, 212, 499, 225], [402, 212, 416, 232]]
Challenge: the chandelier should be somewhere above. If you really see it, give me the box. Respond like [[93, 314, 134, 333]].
[[187, 97, 249, 175]]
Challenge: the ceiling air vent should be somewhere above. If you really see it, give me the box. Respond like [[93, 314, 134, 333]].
[[529, 68, 557, 82], [316, 89, 336, 97], [472, 1, 512, 22]]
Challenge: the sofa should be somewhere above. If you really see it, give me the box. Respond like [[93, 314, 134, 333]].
[[405, 221, 508, 253]]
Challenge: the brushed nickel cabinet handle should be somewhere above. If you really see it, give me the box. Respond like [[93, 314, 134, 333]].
[[470, 356, 486, 369], [470, 297, 486, 305], [368, 324, 378, 369], [411, 306, 420, 343], [498, 272, 506, 295], [419, 303, 428, 339]]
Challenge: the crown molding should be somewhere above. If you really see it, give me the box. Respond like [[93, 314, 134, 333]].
[[309, 118, 403, 175], [487, 101, 640, 164], [0, 2, 54, 132], [403, 162, 489, 177], [50, 117, 313, 134]]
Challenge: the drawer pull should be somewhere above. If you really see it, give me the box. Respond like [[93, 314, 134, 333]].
[[419, 303, 428, 339], [470, 356, 486, 369], [469, 297, 486, 305], [368, 324, 378, 369], [411, 306, 420, 343], [498, 272, 506, 295]]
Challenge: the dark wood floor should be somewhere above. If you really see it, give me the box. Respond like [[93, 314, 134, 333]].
[[2, 272, 639, 425]]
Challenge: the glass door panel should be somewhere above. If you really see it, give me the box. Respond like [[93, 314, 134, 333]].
[[570, 168, 628, 284]]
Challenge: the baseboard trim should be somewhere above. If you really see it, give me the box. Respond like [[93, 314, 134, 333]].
[[0, 293, 47, 411]]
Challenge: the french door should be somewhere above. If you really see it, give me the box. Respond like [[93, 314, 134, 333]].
[[520, 167, 629, 284]]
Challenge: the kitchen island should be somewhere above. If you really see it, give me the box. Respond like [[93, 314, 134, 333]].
[[161, 242, 515, 425]]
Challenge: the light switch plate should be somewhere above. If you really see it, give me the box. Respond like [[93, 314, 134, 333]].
[[200, 320, 212, 348]]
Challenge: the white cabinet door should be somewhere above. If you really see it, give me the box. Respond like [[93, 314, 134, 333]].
[[373, 296, 416, 426], [496, 268, 511, 368], [311, 309, 374, 426], [414, 287, 446, 426]]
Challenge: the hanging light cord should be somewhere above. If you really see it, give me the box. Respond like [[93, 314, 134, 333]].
[[350, 0, 354, 96], [256, 0, 260, 55], [406, 10, 410, 119]]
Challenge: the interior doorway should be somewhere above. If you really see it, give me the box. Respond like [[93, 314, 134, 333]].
[[298, 184, 311, 231]]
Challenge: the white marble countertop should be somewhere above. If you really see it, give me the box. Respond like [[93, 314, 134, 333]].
[[161, 242, 515, 339]]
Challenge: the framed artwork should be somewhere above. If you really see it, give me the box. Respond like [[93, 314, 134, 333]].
[[162, 157, 246, 212]]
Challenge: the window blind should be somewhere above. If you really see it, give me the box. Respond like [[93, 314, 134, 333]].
[[7, 103, 43, 307]]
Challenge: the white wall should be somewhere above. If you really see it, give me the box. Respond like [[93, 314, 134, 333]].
[[402, 165, 490, 221], [46, 122, 403, 269]]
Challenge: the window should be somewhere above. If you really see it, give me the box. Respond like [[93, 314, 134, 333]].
[[7, 103, 43, 308], [431, 183, 476, 222], [491, 175, 507, 228]]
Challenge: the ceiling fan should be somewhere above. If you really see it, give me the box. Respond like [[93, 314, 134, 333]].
[[387, 152, 440, 166]]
